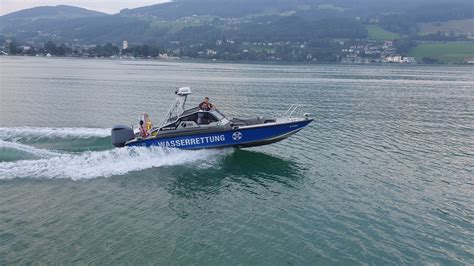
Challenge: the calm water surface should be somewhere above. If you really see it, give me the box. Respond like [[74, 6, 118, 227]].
[[0, 57, 473, 264]]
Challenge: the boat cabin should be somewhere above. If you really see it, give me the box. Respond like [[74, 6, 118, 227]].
[[160, 108, 230, 132]]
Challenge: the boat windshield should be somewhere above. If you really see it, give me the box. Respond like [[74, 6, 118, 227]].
[[211, 109, 226, 120], [163, 108, 226, 128], [181, 107, 200, 117]]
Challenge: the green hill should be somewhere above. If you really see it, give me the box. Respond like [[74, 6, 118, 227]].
[[366, 25, 400, 40], [418, 19, 474, 35], [409, 42, 474, 63]]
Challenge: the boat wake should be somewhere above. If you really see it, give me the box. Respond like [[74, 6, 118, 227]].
[[0, 140, 62, 158], [0, 127, 110, 141], [0, 127, 231, 180], [0, 146, 230, 180]]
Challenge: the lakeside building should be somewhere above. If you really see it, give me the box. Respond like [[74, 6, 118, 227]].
[[464, 57, 474, 64], [385, 55, 417, 64], [403, 57, 417, 63]]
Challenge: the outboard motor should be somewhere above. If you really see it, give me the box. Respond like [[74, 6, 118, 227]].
[[111, 125, 135, 147]]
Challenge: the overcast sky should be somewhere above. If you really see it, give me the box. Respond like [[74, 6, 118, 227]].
[[0, 0, 170, 15]]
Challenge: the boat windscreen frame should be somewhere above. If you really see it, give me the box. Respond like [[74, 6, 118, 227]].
[[161, 108, 226, 129], [210, 109, 226, 120]]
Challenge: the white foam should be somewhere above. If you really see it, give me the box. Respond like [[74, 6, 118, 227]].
[[0, 147, 231, 180], [0, 127, 110, 141], [0, 140, 62, 157]]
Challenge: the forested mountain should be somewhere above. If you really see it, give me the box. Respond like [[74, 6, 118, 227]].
[[120, 0, 473, 21], [1, 5, 106, 20], [0, 0, 472, 45]]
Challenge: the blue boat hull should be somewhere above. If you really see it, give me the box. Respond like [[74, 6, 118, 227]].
[[126, 119, 313, 149]]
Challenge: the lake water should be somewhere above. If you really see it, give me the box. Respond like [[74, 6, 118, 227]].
[[0, 57, 473, 264]]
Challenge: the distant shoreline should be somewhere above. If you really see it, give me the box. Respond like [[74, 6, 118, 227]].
[[2, 54, 473, 66]]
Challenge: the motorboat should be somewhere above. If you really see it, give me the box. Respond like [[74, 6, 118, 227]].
[[111, 87, 313, 149]]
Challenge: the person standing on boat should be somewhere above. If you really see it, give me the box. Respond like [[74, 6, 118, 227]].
[[143, 113, 153, 131], [139, 120, 148, 138], [199, 97, 215, 111], [138, 113, 153, 138], [198, 97, 215, 124]]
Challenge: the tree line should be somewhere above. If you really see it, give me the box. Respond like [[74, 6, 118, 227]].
[[5, 41, 162, 58]]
